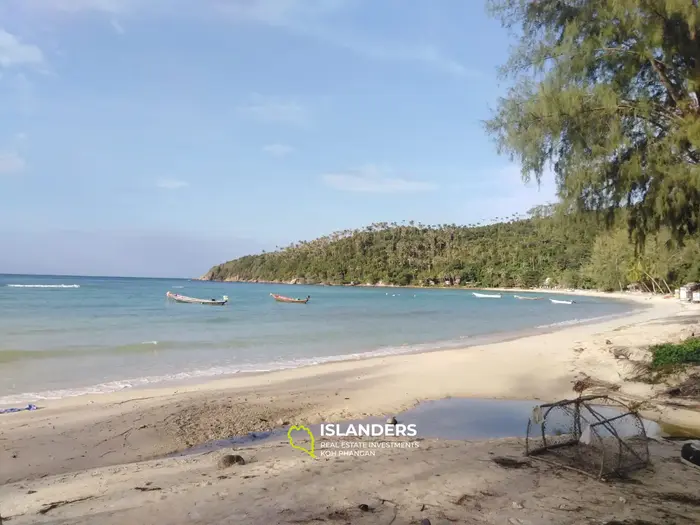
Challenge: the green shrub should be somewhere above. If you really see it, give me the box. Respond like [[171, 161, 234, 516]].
[[650, 338, 700, 369]]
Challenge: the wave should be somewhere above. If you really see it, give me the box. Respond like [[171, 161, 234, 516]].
[[0, 304, 641, 405], [6, 284, 80, 288], [0, 341, 168, 363], [0, 337, 265, 364], [0, 337, 482, 404], [0, 308, 642, 403], [535, 309, 644, 329]]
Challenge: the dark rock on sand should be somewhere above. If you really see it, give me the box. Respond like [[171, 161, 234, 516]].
[[491, 456, 531, 469], [217, 454, 246, 469]]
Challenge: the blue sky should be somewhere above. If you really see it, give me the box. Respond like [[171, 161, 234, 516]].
[[0, 0, 557, 277]]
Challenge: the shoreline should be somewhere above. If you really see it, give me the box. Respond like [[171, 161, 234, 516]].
[[0, 290, 648, 406], [1, 295, 700, 523], [197, 275, 664, 298], [1, 296, 698, 475], [0, 292, 684, 413]]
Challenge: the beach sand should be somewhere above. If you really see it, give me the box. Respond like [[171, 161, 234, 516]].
[[1, 292, 700, 524]]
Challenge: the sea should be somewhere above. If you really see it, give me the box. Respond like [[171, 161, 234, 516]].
[[0, 274, 641, 405]]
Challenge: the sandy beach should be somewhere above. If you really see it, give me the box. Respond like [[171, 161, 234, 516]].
[[2, 291, 700, 524]]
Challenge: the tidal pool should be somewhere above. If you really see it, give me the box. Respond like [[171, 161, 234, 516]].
[[174, 397, 679, 457]]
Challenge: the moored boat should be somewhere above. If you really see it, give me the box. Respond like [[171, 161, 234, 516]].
[[473, 292, 502, 299], [514, 294, 544, 300], [270, 293, 310, 304], [166, 291, 228, 305], [550, 298, 574, 305]]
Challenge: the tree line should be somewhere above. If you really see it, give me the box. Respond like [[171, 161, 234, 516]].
[[202, 208, 700, 291]]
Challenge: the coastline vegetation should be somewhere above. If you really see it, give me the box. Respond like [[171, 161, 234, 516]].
[[203, 207, 700, 291], [651, 338, 700, 369], [633, 338, 700, 387]]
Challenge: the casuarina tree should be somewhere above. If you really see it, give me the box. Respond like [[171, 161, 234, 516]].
[[485, 0, 700, 246]]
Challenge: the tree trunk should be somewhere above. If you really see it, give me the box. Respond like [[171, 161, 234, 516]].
[[642, 270, 662, 294], [661, 278, 673, 294]]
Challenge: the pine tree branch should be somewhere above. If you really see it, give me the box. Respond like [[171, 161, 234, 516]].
[[649, 57, 682, 107]]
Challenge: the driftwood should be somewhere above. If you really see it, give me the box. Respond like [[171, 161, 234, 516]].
[[38, 496, 95, 515]]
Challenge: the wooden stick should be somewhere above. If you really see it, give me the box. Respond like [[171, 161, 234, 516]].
[[528, 455, 603, 481]]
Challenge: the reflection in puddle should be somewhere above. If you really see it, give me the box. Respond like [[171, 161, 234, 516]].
[[176, 397, 670, 457]]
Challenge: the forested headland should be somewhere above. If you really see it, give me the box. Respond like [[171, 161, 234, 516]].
[[202, 208, 700, 292], [204, 1, 700, 292]]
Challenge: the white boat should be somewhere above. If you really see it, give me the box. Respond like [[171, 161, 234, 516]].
[[166, 291, 228, 305], [473, 292, 502, 299], [514, 294, 543, 300], [550, 299, 574, 305]]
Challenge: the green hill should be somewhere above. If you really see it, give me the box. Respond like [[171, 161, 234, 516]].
[[202, 209, 700, 292]]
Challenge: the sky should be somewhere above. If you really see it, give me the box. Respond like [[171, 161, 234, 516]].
[[0, 0, 557, 277]]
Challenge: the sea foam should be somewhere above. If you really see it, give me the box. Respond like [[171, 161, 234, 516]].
[[7, 284, 81, 288]]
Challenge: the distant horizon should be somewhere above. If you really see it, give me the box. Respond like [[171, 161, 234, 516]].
[[0, 272, 193, 280]]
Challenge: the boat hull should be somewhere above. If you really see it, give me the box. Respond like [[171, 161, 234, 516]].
[[270, 293, 309, 304], [473, 292, 501, 299], [166, 291, 228, 305], [550, 299, 574, 305]]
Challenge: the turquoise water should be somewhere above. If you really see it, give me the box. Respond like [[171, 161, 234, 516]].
[[0, 274, 639, 405]]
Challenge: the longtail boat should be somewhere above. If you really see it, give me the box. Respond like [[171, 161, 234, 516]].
[[472, 292, 501, 299], [166, 291, 228, 305], [513, 294, 544, 300], [550, 298, 575, 305], [270, 293, 310, 304]]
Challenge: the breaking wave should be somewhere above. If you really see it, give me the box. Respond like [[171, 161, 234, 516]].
[[535, 309, 644, 329], [6, 284, 81, 288]]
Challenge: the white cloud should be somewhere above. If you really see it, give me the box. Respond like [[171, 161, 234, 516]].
[[216, 0, 347, 26], [9, 1, 474, 77], [156, 178, 188, 190], [0, 30, 44, 68], [454, 164, 558, 224], [322, 165, 437, 194], [217, 0, 473, 77], [0, 151, 26, 175], [1, 73, 38, 115], [262, 143, 294, 157], [239, 93, 309, 126], [20, 0, 128, 14], [362, 43, 473, 78], [19, 0, 332, 18], [110, 19, 125, 34]]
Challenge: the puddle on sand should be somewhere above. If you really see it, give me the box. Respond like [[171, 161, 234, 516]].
[[174, 397, 669, 457]]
